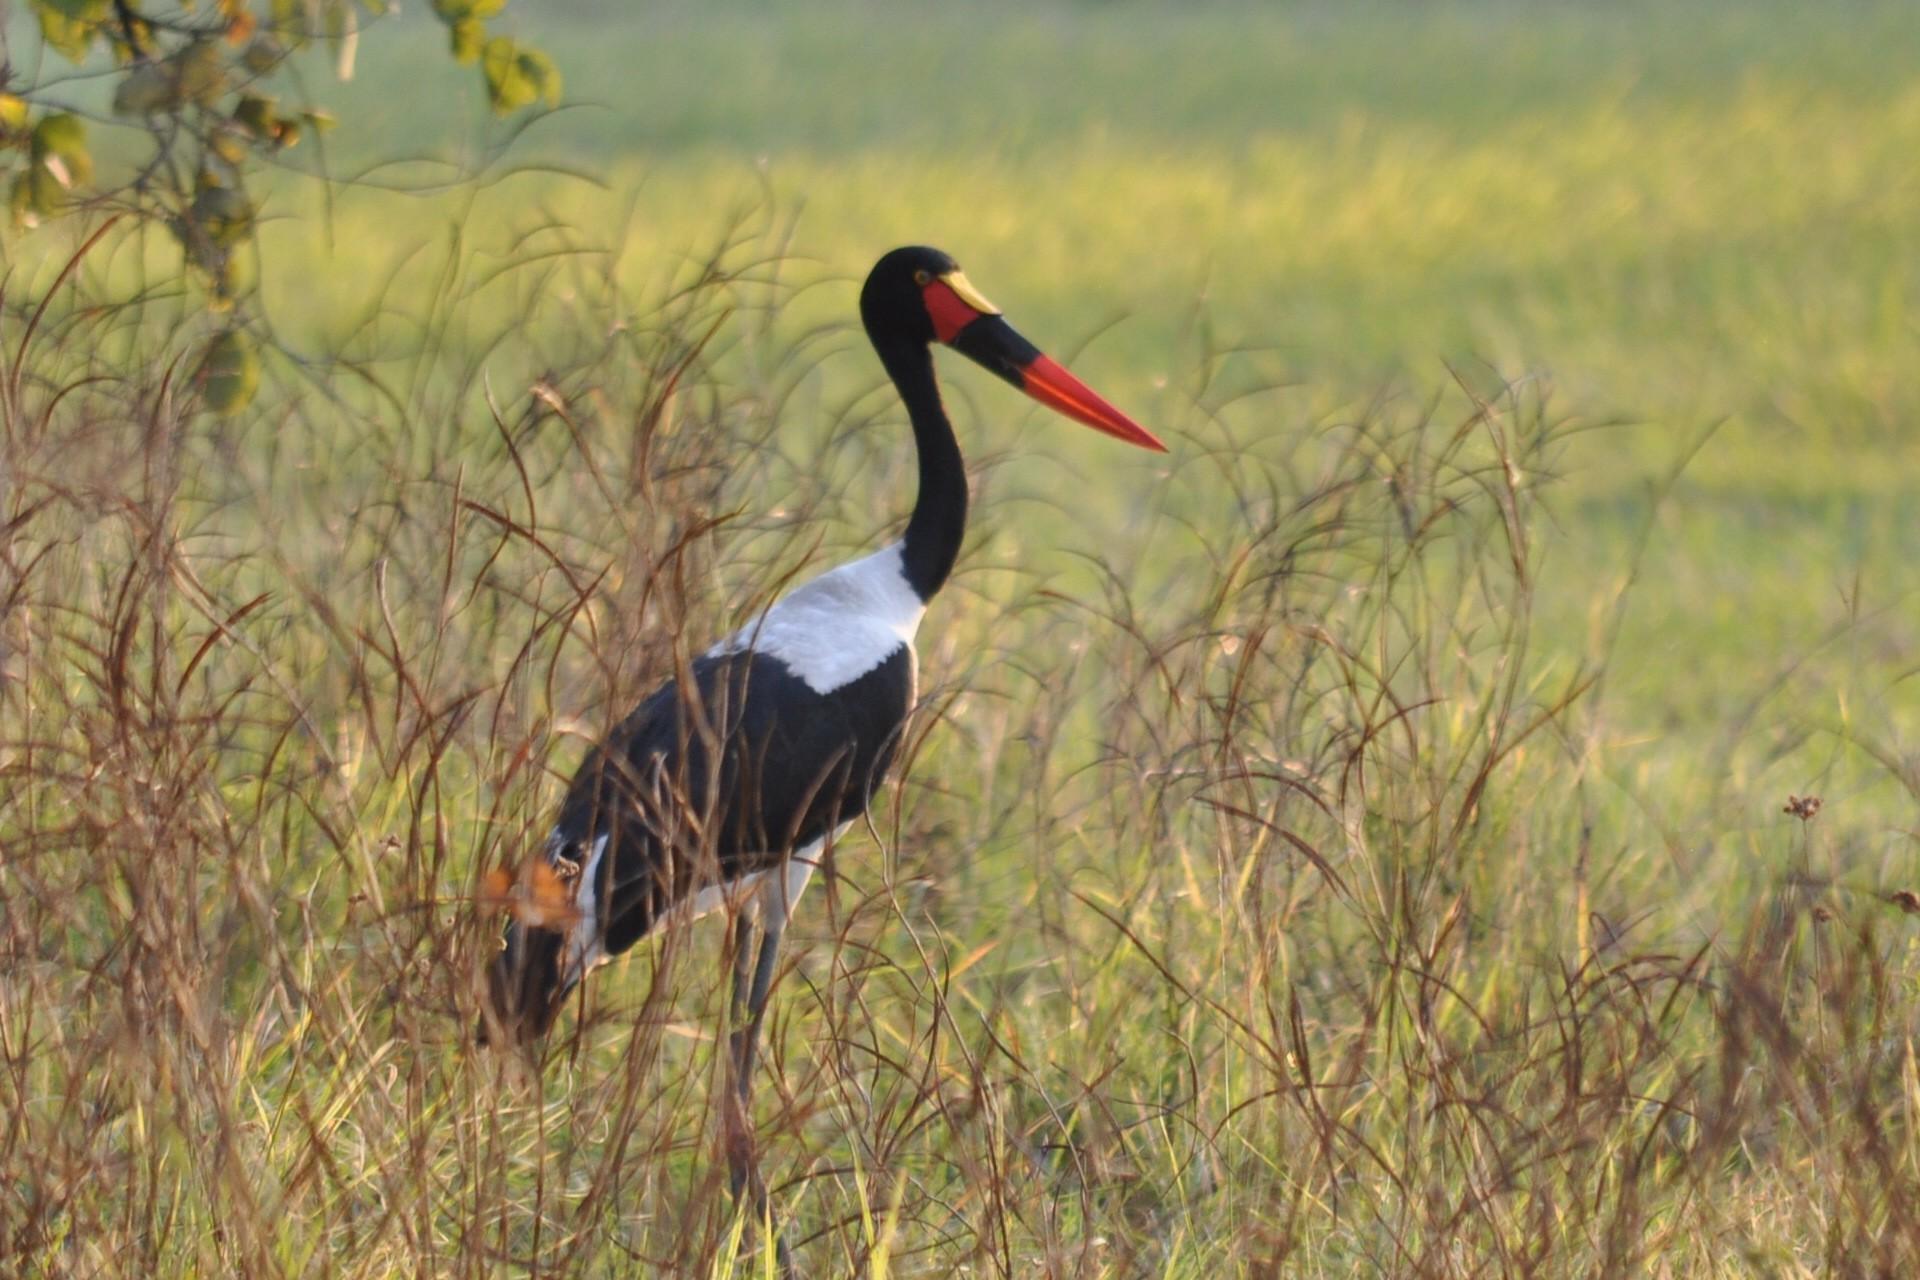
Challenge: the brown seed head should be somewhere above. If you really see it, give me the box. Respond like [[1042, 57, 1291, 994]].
[[1784, 794, 1823, 821]]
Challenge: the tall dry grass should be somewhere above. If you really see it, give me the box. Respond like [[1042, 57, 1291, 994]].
[[4, 218, 1920, 1277]]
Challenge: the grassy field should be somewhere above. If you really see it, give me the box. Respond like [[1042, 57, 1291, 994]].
[[5, 1, 1920, 1274]]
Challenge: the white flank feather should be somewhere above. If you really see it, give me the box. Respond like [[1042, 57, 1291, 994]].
[[562, 832, 610, 984]]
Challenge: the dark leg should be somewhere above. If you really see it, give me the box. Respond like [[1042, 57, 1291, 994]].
[[724, 912, 793, 1273], [728, 912, 756, 1068], [732, 919, 783, 1101]]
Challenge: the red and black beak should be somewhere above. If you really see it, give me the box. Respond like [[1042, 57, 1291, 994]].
[[922, 272, 1167, 452]]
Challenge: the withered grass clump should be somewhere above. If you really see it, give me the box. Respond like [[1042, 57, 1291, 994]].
[[3, 223, 1919, 1277]]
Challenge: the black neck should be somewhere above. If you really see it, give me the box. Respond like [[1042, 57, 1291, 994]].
[[874, 336, 967, 601]]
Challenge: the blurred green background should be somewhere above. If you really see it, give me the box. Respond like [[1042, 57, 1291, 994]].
[[14, 0, 1917, 986], [87, 0, 1903, 870], [265, 0, 1920, 832], [302, 0, 1920, 473]]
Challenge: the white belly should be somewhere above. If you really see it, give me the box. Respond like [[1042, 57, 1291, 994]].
[[564, 825, 844, 987], [678, 827, 837, 929]]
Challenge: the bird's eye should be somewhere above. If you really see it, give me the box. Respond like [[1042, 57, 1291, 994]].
[[913, 269, 932, 286]]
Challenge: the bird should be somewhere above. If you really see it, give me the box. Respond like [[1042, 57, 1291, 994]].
[[479, 245, 1164, 1245]]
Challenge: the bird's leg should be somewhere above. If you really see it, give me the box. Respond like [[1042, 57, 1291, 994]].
[[727, 911, 757, 1071], [722, 912, 760, 1190], [723, 911, 793, 1273], [733, 918, 783, 1101]]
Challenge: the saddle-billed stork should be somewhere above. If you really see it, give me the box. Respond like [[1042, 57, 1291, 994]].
[[481, 245, 1163, 1240]]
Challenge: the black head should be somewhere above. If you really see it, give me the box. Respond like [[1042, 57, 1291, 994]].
[[859, 245, 964, 347], [857, 245, 1168, 451], [478, 920, 572, 1046]]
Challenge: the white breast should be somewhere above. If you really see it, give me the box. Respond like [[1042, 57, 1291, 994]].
[[708, 541, 926, 694]]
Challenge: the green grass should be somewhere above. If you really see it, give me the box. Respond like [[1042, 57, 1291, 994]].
[[5, 1, 1920, 1274]]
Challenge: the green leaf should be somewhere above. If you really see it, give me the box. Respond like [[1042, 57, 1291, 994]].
[[525, 47, 562, 108], [0, 94, 28, 137], [168, 213, 217, 272], [45, 149, 93, 190], [35, 6, 100, 61], [197, 329, 260, 414], [529, 52, 560, 108], [174, 41, 229, 105], [217, 251, 256, 301], [112, 63, 182, 115], [233, 94, 278, 140], [9, 171, 52, 229], [270, 0, 305, 48], [449, 16, 484, 65], [9, 162, 67, 227], [190, 183, 254, 247], [34, 161, 68, 208], [432, 0, 503, 20], [111, 45, 227, 115], [242, 36, 285, 75], [30, 113, 87, 162], [481, 37, 529, 113], [209, 121, 252, 164], [39, 0, 110, 18], [481, 36, 560, 115], [107, 14, 154, 62], [7, 174, 31, 229]]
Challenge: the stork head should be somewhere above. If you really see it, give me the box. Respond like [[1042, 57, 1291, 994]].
[[859, 246, 1167, 452]]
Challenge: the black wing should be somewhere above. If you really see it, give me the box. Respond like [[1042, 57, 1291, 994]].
[[483, 645, 913, 1041]]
